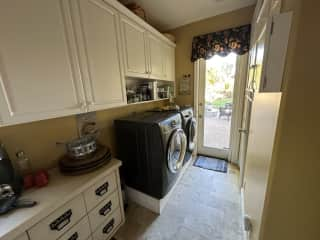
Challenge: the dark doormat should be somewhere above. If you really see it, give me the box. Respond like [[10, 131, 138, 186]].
[[193, 155, 228, 173]]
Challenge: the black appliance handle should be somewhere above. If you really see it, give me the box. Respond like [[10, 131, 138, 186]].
[[102, 218, 115, 234], [68, 232, 78, 240], [49, 209, 72, 231], [95, 182, 109, 196], [99, 200, 112, 216]]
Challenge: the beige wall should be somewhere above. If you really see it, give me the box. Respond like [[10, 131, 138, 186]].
[[168, 6, 255, 106], [260, 1, 320, 239], [0, 100, 167, 171]]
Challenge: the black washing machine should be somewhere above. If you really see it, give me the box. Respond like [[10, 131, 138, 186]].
[[180, 107, 197, 152], [115, 112, 187, 199], [179, 107, 197, 164], [148, 106, 197, 165]]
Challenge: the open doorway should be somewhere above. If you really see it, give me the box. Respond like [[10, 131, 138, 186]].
[[196, 54, 248, 163]]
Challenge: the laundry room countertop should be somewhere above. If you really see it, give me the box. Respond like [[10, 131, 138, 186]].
[[0, 159, 122, 240]]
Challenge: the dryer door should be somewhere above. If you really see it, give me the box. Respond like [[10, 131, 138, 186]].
[[167, 129, 187, 173], [186, 118, 197, 152]]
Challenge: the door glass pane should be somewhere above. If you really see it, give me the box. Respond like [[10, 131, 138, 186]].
[[204, 53, 237, 150]]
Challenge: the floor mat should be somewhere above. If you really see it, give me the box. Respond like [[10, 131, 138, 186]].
[[193, 155, 228, 173]]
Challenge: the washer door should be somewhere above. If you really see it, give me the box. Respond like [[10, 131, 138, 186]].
[[167, 129, 187, 173], [186, 118, 197, 151]]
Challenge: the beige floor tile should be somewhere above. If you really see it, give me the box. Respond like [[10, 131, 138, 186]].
[[114, 164, 243, 240]]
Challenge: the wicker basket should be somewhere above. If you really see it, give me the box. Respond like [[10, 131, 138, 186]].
[[125, 3, 147, 21]]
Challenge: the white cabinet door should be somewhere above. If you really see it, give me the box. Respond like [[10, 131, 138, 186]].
[[0, 0, 86, 125], [164, 45, 175, 81], [252, 21, 271, 92], [14, 233, 29, 240], [73, 0, 126, 111], [263, 12, 292, 92], [251, 12, 292, 93], [120, 16, 148, 78], [148, 34, 165, 80]]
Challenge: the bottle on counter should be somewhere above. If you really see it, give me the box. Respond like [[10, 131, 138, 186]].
[[15, 150, 32, 176]]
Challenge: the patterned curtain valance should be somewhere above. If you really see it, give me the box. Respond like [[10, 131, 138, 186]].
[[191, 24, 251, 62]]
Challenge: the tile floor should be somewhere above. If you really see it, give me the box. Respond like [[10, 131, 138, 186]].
[[115, 163, 242, 240]]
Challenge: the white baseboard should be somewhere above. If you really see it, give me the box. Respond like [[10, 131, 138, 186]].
[[241, 187, 250, 240], [126, 154, 194, 214], [126, 186, 161, 213]]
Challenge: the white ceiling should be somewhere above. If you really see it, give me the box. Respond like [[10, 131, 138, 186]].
[[119, 0, 257, 31]]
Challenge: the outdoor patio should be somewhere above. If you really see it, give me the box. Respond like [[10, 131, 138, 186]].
[[204, 112, 231, 150]]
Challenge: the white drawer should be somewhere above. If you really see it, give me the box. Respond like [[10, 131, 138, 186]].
[[83, 172, 117, 211], [58, 216, 91, 240], [15, 233, 29, 240], [88, 191, 120, 232], [92, 208, 122, 240], [28, 195, 86, 240]]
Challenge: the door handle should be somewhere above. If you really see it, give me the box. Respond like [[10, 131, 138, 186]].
[[238, 128, 248, 134], [198, 115, 203, 119]]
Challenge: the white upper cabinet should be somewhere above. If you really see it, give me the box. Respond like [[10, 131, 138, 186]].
[[164, 45, 175, 82], [120, 14, 175, 81], [250, 12, 292, 93], [72, 0, 126, 111], [148, 34, 166, 80], [0, 0, 175, 126], [120, 16, 149, 78], [0, 0, 86, 125], [263, 12, 292, 92]]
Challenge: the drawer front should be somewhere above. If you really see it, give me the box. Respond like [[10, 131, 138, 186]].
[[84, 172, 117, 211], [58, 216, 91, 240], [88, 191, 120, 231], [28, 195, 86, 240], [92, 208, 122, 240], [15, 233, 29, 240]]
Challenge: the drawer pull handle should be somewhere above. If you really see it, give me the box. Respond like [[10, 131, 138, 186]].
[[95, 182, 109, 196], [68, 232, 79, 240], [102, 218, 114, 234], [99, 200, 112, 216], [49, 209, 72, 231]]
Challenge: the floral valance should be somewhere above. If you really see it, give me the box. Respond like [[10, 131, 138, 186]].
[[191, 24, 251, 62]]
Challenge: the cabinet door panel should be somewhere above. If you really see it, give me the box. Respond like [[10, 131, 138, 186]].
[[0, 0, 85, 125], [148, 34, 165, 80], [14, 233, 28, 240], [164, 45, 175, 81], [120, 17, 148, 78], [77, 0, 126, 110], [264, 12, 292, 92]]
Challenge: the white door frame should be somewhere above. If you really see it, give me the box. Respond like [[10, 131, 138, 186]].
[[194, 54, 248, 164]]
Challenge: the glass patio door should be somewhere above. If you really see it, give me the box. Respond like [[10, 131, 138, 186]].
[[197, 54, 238, 159]]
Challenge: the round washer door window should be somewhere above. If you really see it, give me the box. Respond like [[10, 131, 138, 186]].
[[187, 118, 197, 151], [167, 129, 187, 173]]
